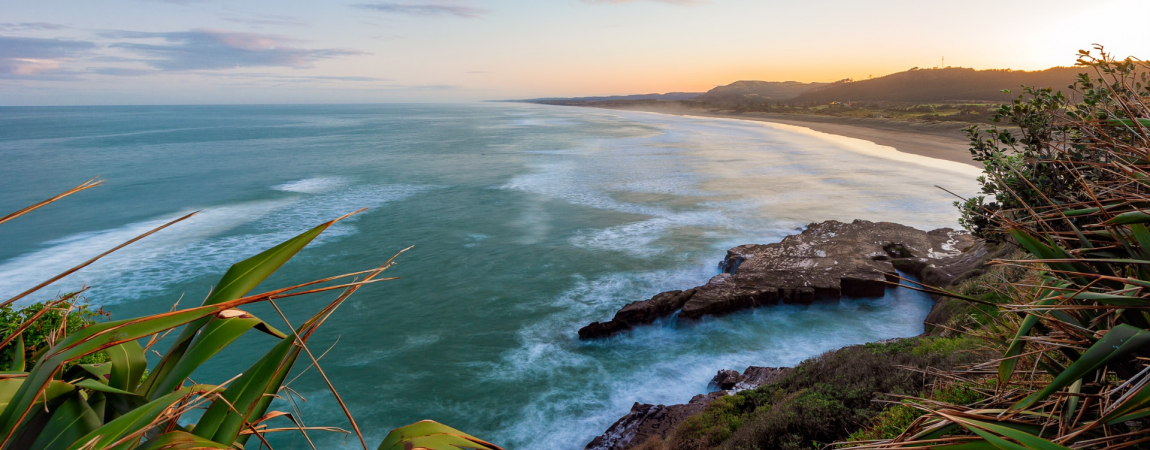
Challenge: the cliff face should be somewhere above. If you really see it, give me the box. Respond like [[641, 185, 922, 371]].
[[579, 219, 998, 339]]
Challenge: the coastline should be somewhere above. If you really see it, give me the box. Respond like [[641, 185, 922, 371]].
[[567, 103, 981, 168]]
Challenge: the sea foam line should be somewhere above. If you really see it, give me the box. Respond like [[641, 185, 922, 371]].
[[0, 182, 430, 306]]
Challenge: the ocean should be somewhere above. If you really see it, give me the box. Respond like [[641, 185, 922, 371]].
[[0, 103, 981, 449]]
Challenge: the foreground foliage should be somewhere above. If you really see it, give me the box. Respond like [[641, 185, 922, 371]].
[[0, 181, 502, 450], [843, 47, 1150, 450]]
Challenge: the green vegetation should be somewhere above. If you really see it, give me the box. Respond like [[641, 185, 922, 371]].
[[634, 335, 982, 450], [0, 181, 502, 450], [847, 45, 1150, 450], [0, 297, 109, 370]]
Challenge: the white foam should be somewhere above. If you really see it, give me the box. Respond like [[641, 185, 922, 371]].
[[271, 177, 349, 194], [486, 268, 934, 449], [0, 184, 430, 306]]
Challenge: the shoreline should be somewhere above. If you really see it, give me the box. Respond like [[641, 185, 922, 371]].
[[566, 103, 981, 168]]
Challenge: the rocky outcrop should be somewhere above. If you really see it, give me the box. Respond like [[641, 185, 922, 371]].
[[585, 366, 789, 450], [708, 370, 742, 390], [579, 290, 696, 339], [580, 219, 994, 339]]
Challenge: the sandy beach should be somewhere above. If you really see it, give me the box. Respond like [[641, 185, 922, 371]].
[[578, 103, 981, 168]]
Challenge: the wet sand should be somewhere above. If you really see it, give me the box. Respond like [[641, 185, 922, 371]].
[[577, 103, 981, 167]]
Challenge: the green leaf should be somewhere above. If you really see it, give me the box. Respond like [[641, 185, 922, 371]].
[[197, 293, 352, 446], [1105, 211, 1150, 225], [73, 379, 137, 397], [1007, 230, 1084, 277], [106, 341, 145, 393], [66, 385, 219, 450], [999, 295, 1057, 384], [66, 363, 111, 383], [205, 222, 333, 307], [134, 431, 230, 450], [0, 300, 278, 442], [1108, 118, 1150, 128], [0, 379, 22, 414], [378, 420, 503, 450], [1013, 324, 1150, 410], [192, 332, 299, 445], [1129, 225, 1150, 258], [146, 311, 283, 399], [139, 219, 335, 400], [28, 392, 101, 450], [952, 416, 1071, 450], [10, 334, 23, 373], [914, 442, 1002, 450], [1063, 292, 1149, 306]]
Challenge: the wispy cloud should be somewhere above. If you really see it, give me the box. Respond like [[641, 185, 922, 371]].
[[581, 0, 698, 4], [0, 23, 68, 32], [353, 2, 488, 18], [142, 0, 216, 4], [89, 67, 155, 76], [104, 29, 365, 70], [222, 14, 308, 28], [217, 72, 392, 83], [0, 36, 95, 77]]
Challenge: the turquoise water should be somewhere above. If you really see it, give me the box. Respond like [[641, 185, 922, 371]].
[[0, 103, 981, 449]]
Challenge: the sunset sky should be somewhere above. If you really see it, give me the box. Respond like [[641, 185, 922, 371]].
[[3, 0, 1148, 105]]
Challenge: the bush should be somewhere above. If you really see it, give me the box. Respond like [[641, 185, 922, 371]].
[[0, 295, 109, 370], [654, 336, 982, 450]]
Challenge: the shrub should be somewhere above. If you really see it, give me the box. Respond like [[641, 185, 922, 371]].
[[850, 46, 1150, 450], [657, 336, 982, 450], [0, 296, 109, 370]]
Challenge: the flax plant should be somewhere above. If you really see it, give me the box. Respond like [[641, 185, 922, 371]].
[[0, 181, 501, 450]]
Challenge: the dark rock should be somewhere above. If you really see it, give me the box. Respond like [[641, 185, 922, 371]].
[[584, 392, 726, 450], [708, 369, 741, 390], [585, 366, 790, 450], [582, 220, 988, 335], [680, 220, 979, 319], [733, 366, 789, 391], [578, 289, 696, 339]]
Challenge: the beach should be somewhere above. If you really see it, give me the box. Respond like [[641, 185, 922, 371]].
[[578, 103, 981, 167]]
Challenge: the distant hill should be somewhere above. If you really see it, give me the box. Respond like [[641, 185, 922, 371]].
[[789, 67, 1084, 104], [516, 92, 702, 103], [693, 80, 826, 104], [514, 66, 1088, 109]]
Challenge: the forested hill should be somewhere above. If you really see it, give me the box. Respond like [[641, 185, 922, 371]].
[[693, 80, 827, 104], [788, 66, 1083, 104], [515, 92, 702, 102]]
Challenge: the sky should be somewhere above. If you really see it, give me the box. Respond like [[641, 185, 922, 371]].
[[2, 0, 1149, 105]]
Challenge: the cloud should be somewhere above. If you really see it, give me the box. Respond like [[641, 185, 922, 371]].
[[217, 72, 392, 82], [104, 29, 365, 70], [581, 0, 698, 4], [0, 23, 67, 32], [407, 83, 460, 90], [353, 2, 488, 18], [0, 36, 95, 76], [89, 67, 155, 76], [141, 0, 216, 4], [222, 14, 308, 28]]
